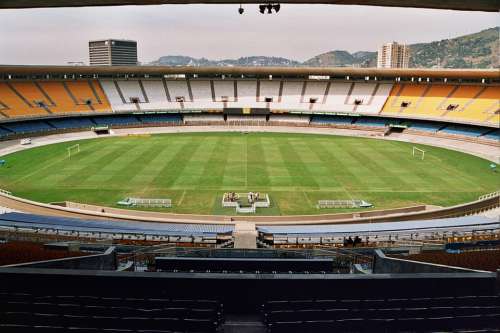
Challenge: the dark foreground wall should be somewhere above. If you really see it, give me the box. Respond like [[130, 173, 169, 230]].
[[372, 249, 488, 274], [2, 247, 117, 270], [155, 257, 334, 272], [0, 268, 495, 313]]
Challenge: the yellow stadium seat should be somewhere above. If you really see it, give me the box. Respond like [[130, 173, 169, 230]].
[[0, 82, 49, 117], [65, 80, 111, 112]]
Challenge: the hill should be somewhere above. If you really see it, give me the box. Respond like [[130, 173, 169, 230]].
[[149, 27, 499, 69]]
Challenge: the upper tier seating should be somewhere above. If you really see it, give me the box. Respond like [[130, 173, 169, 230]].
[[382, 84, 499, 124], [38, 81, 91, 113], [0, 81, 111, 118], [0, 82, 49, 117], [1, 80, 497, 130], [65, 80, 110, 112]]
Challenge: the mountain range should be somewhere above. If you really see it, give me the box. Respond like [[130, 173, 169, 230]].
[[149, 27, 499, 69]]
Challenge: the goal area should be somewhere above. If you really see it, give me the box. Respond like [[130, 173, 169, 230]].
[[412, 146, 426, 160], [67, 144, 80, 158]]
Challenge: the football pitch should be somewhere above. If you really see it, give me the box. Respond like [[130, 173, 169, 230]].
[[0, 132, 498, 216]]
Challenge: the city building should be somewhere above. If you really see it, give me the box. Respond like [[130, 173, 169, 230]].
[[89, 39, 138, 66], [377, 42, 410, 68]]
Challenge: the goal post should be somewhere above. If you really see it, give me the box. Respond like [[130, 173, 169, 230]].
[[67, 144, 80, 158], [412, 146, 425, 160]]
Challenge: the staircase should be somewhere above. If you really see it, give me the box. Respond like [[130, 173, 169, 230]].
[[222, 314, 266, 333]]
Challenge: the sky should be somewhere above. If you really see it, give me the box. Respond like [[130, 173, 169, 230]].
[[0, 4, 498, 65]]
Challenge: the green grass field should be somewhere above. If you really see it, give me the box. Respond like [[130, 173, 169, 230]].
[[0, 132, 498, 215]]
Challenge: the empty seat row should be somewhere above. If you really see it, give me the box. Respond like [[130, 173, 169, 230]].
[[0, 293, 221, 310], [1, 302, 219, 320], [268, 314, 500, 333], [265, 306, 500, 322], [263, 295, 500, 311], [2, 312, 217, 332]]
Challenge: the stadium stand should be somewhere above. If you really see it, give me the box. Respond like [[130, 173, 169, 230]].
[[310, 115, 355, 125], [268, 114, 310, 124], [183, 114, 225, 124], [316, 82, 354, 112], [0, 291, 223, 333], [136, 113, 182, 124], [38, 81, 90, 113], [406, 121, 443, 133], [1, 120, 53, 134], [382, 84, 500, 125], [280, 81, 303, 110], [0, 82, 48, 117], [213, 80, 235, 102], [262, 296, 500, 333], [191, 80, 218, 109], [234, 80, 257, 108], [65, 80, 111, 112], [47, 117, 96, 130], [99, 80, 134, 112], [482, 128, 500, 141], [353, 117, 388, 127], [140, 79, 170, 110], [92, 115, 141, 127], [439, 125, 490, 137], [0, 212, 234, 244], [258, 216, 498, 247], [259, 79, 281, 105]]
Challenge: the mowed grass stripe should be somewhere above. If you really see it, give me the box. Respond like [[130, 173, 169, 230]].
[[317, 139, 389, 190], [132, 138, 189, 186], [369, 141, 465, 192], [247, 135, 271, 187], [303, 139, 355, 197], [336, 139, 415, 191], [260, 136, 291, 189], [196, 135, 231, 188], [107, 140, 173, 185], [274, 137, 320, 189], [150, 137, 204, 187], [292, 140, 342, 190], [172, 136, 218, 188], [62, 140, 144, 185], [359, 140, 433, 190], [223, 136, 246, 187]]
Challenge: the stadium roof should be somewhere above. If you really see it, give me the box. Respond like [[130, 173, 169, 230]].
[[0, 0, 498, 11], [1, 65, 499, 80]]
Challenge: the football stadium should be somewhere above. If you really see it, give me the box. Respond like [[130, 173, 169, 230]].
[[0, 1, 499, 333]]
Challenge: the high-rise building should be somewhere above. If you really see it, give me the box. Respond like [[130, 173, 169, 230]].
[[89, 39, 138, 66], [377, 42, 410, 68]]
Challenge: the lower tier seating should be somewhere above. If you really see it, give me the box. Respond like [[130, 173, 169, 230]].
[[263, 296, 500, 332], [0, 292, 222, 333]]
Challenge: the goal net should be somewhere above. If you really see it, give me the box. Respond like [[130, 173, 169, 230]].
[[412, 146, 425, 160], [67, 144, 80, 158]]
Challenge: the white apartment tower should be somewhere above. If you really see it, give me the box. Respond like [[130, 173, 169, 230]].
[[377, 42, 410, 68]]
